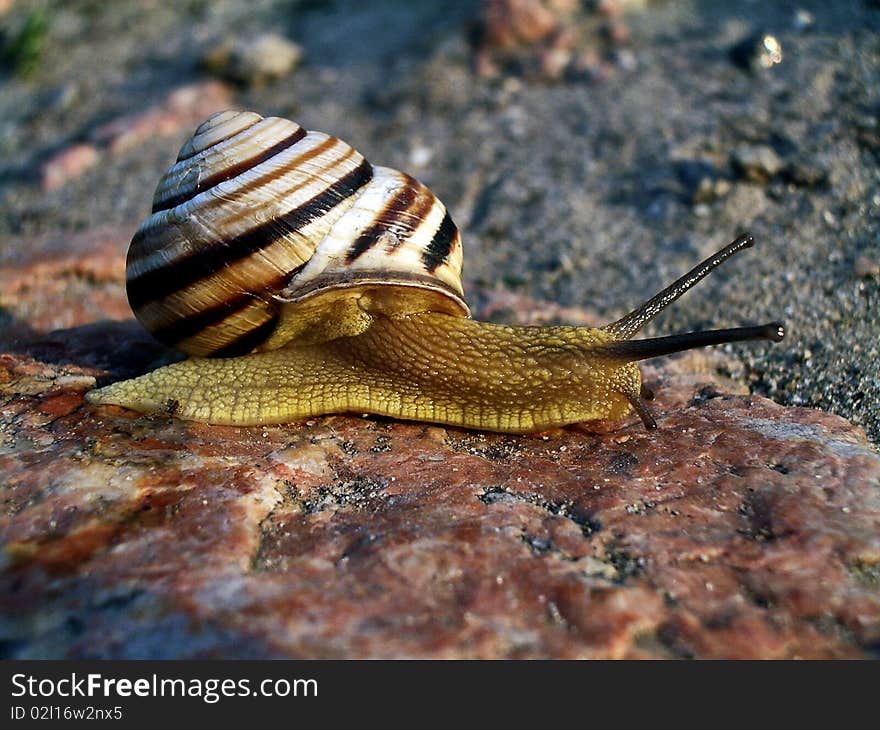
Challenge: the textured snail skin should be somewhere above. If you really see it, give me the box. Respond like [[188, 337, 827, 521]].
[[88, 312, 640, 433]]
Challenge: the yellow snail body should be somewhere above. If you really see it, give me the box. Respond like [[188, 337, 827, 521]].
[[87, 110, 785, 433]]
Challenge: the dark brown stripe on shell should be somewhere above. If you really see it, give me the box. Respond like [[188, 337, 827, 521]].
[[207, 310, 281, 358], [153, 126, 308, 213], [421, 211, 458, 273], [146, 264, 305, 347], [344, 175, 436, 264], [137, 136, 343, 248], [128, 159, 373, 310], [217, 136, 341, 213]]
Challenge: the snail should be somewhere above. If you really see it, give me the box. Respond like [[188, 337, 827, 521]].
[[87, 110, 785, 433]]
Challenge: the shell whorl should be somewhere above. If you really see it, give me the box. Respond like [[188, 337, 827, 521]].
[[126, 110, 467, 357]]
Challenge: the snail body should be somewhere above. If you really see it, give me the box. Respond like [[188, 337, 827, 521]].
[[87, 111, 784, 432]]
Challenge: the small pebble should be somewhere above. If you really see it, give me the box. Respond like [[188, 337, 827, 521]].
[[731, 145, 783, 183], [481, 0, 558, 48], [538, 46, 572, 79], [730, 32, 783, 72], [203, 33, 302, 86], [793, 9, 814, 31], [92, 81, 232, 154], [614, 47, 637, 71], [409, 145, 433, 168], [40, 143, 100, 191], [596, 0, 622, 17]]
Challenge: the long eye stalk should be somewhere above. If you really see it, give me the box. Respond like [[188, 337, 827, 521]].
[[603, 322, 785, 362], [600, 233, 785, 430], [605, 233, 758, 339]]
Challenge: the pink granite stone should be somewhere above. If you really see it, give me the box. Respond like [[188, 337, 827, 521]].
[[92, 81, 233, 155], [1, 230, 878, 658], [31, 82, 233, 193], [40, 143, 100, 192]]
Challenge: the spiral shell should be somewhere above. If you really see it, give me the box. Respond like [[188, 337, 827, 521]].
[[126, 110, 468, 357]]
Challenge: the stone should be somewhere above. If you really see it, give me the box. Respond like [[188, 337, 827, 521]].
[[16, 84, 228, 190], [730, 33, 784, 72], [473, 0, 631, 80], [39, 143, 99, 192], [0, 229, 878, 659], [731, 145, 784, 184], [202, 33, 303, 87], [538, 45, 573, 80], [480, 0, 561, 49], [91, 81, 232, 155], [0, 225, 130, 342], [793, 9, 815, 32]]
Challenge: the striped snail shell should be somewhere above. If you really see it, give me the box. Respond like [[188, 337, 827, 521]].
[[88, 110, 785, 432], [127, 110, 467, 358]]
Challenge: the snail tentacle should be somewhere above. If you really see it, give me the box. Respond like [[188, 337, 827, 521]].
[[604, 233, 756, 339]]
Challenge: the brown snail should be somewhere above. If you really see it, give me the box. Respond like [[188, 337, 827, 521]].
[[87, 110, 785, 433]]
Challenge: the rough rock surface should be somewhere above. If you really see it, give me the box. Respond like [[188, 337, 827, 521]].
[[1, 233, 878, 659]]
